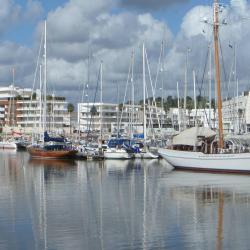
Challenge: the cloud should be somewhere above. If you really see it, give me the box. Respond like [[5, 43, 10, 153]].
[[28, 0, 172, 103], [24, 0, 43, 21], [0, 0, 43, 37], [119, 0, 190, 11], [162, 0, 250, 100], [0, 0, 21, 36], [2, 0, 250, 105], [0, 41, 35, 87]]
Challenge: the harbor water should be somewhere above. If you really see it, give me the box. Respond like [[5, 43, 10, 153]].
[[1, 151, 250, 249]]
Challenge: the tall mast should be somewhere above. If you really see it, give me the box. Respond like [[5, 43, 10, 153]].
[[12, 68, 15, 126], [213, 0, 224, 149], [208, 43, 212, 128], [39, 64, 42, 140], [131, 51, 135, 138], [142, 43, 147, 141], [177, 81, 181, 132], [184, 48, 190, 129], [100, 60, 103, 141], [43, 20, 47, 138], [193, 70, 197, 127]]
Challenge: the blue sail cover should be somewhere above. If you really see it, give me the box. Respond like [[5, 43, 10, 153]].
[[44, 131, 65, 143], [107, 138, 131, 148], [133, 133, 144, 139]]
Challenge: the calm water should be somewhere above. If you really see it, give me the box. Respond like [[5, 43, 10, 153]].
[[1, 151, 250, 250]]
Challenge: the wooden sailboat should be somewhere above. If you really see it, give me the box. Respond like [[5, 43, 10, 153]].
[[28, 21, 77, 159], [159, 0, 250, 173]]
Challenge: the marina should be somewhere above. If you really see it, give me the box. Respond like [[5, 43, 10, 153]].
[[1, 151, 250, 250], [2, 0, 250, 249]]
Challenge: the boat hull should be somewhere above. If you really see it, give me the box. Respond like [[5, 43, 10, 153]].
[[159, 148, 250, 173], [28, 147, 77, 159], [0, 142, 17, 150], [104, 149, 131, 159]]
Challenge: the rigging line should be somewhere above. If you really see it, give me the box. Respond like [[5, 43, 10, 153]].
[[226, 58, 234, 99], [145, 48, 161, 128], [145, 82, 154, 135], [119, 54, 133, 129], [197, 43, 209, 98], [218, 35, 228, 98], [27, 28, 44, 133], [87, 63, 101, 138], [153, 41, 163, 93], [196, 43, 210, 126]]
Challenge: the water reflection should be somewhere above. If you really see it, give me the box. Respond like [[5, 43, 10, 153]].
[[0, 153, 250, 249]]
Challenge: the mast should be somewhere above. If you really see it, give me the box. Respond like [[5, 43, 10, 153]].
[[193, 70, 197, 127], [184, 48, 190, 129], [208, 43, 212, 128], [177, 82, 181, 132], [116, 82, 119, 138], [143, 43, 147, 141], [43, 20, 47, 141], [213, 0, 224, 149], [39, 64, 43, 141], [131, 51, 135, 138], [161, 40, 165, 130], [12, 68, 15, 126], [100, 60, 103, 141]]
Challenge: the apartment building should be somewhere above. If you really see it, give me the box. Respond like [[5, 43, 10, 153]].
[[77, 102, 167, 134], [0, 85, 69, 133], [222, 91, 250, 133], [168, 108, 216, 131]]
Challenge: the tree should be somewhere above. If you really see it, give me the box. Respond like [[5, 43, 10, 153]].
[[32, 92, 36, 100], [67, 103, 74, 134], [90, 105, 97, 116]]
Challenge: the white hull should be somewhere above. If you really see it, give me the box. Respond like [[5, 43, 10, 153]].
[[0, 141, 17, 150], [134, 151, 158, 159], [104, 149, 131, 159], [141, 151, 158, 159], [159, 148, 250, 173]]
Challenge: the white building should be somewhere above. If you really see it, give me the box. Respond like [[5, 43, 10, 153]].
[[0, 85, 69, 133], [222, 91, 250, 133], [78, 102, 167, 134], [169, 108, 216, 131]]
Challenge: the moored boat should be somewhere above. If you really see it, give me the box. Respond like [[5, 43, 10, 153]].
[[104, 147, 132, 159], [0, 141, 17, 150], [159, 148, 250, 173], [27, 145, 77, 159], [159, 0, 250, 174]]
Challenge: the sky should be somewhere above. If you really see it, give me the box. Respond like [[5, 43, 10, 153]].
[[0, 0, 249, 105]]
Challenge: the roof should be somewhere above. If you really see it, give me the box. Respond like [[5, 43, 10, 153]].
[[173, 127, 216, 146]]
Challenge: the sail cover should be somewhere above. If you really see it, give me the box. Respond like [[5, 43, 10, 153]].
[[173, 127, 216, 146]]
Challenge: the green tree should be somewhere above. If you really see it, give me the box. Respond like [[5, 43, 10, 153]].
[[32, 93, 36, 100], [67, 103, 74, 134], [90, 105, 97, 116]]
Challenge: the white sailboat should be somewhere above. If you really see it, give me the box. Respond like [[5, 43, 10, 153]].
[[159, 0, 250, 173], [0, 141, 17, 150], [140, 43, 158, 159], [104, 147, 131, 159]]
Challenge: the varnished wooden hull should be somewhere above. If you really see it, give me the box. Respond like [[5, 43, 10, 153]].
[[27, 147, 77, 159]]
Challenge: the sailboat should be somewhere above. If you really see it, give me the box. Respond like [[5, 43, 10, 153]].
[[140, 43, 158, 159], [28, 21, 77, 159], [159, 0, 250, 173]]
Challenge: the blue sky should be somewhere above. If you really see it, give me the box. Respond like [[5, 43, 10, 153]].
[[5, 0, 228, 46], [1, 0, 249, 103]]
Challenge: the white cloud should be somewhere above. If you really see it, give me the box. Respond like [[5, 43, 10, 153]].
[[32, 0, 173, 102], [2, 0, 250, 104], [0, 41, 35, 87], [0, 0, 21, 35]]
